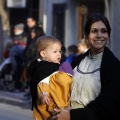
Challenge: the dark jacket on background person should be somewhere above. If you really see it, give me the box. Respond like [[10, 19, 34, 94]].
[[71, 47, 120, 120], [25, 27, 45, 65], [25, 38, 37, 65]]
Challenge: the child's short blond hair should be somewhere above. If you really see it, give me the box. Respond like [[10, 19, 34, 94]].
[[35, 36, 61, 58]]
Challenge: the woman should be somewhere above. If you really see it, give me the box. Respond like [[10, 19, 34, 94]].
[[23, 26, 45, 94], [50, 13, 120, 120], [25, 26, 45, 65]]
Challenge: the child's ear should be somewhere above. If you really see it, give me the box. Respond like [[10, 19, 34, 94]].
[[40, 51, 46, 57]]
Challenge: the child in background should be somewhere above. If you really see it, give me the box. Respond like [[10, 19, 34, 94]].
[[65, 45, 78, 63], [77, 38, 90, 55], [27, 36, 73, 120]]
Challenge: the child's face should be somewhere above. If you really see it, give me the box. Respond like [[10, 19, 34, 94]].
[[42, 42, 61, 63]]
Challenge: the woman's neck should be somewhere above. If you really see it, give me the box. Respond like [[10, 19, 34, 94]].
[[90, 48, 104, 56]]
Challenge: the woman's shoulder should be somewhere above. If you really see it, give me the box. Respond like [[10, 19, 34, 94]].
[[103, 47, 120, 65], [101, 47, 120, 72]]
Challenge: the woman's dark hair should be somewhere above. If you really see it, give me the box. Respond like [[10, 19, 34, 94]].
[[84, 13, 111, 37], [32, 26, 45, 39]]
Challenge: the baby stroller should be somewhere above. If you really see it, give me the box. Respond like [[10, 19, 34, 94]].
[[0, 63, 14, 90]]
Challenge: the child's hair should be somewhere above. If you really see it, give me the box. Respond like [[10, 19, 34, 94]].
[[35, 36, 61, 58], [79, 38, 90, 48]]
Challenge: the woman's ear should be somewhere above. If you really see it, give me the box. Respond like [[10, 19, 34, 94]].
[[40, 50, 46, 58]]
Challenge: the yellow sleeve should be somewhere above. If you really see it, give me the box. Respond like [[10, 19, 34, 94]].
[[49, 72, 73, 108], [37, 82, 49, 98]]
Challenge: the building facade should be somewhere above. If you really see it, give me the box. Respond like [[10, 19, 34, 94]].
[[39, 0, 120, 60], [110, 0, 120, 60], [0, 0, 120, 63]]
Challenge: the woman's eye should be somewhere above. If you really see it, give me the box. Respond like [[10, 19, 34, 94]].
[[101, 29, 107, 33], [91, 29, 97, 33], [91, 29, 107, 34]]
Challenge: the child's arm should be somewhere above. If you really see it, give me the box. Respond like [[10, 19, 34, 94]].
[[37, 82, 50, 105]]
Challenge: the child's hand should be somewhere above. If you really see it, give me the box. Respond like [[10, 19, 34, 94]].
[[40, 95, 50, 105]]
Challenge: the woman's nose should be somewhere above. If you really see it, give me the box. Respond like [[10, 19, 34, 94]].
[[97, 31, 102, 38]]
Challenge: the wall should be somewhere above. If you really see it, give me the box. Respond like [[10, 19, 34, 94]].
[[39, 0, 78, 49], [65, 1, 78, 49], [110, 0, 120, 60]]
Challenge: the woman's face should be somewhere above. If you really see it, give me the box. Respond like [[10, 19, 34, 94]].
[[87, 21, 109, 54]]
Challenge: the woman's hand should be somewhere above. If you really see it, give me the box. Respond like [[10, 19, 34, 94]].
[[49, 109, 70, 120]]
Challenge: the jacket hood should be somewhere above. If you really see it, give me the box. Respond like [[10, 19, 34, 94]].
[[26, 59, 60, 77], [26, 59, 41, 77]]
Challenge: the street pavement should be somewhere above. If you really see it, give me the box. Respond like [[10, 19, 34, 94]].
[[0, 90, 32, 109]]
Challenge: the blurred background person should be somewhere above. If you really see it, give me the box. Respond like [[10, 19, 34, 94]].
[[25, 26, 45, 65], [13, 23, 27, 48], [77, 38, 90, 55], [24, 16, 44, 65], [65, 45, 78, 63], [25, 16, 37, 48], [23, 26, 45, 98], [9, 23, 27, 92]]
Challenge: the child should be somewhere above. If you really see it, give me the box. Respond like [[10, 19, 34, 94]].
[[27, 36, 73, 120], [65, 45, 78, 63], [77, 38, 90, 55]]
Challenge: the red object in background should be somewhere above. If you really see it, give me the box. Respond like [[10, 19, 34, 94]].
[[13, 39, 26, 47], [3, 49, 9, 58]]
